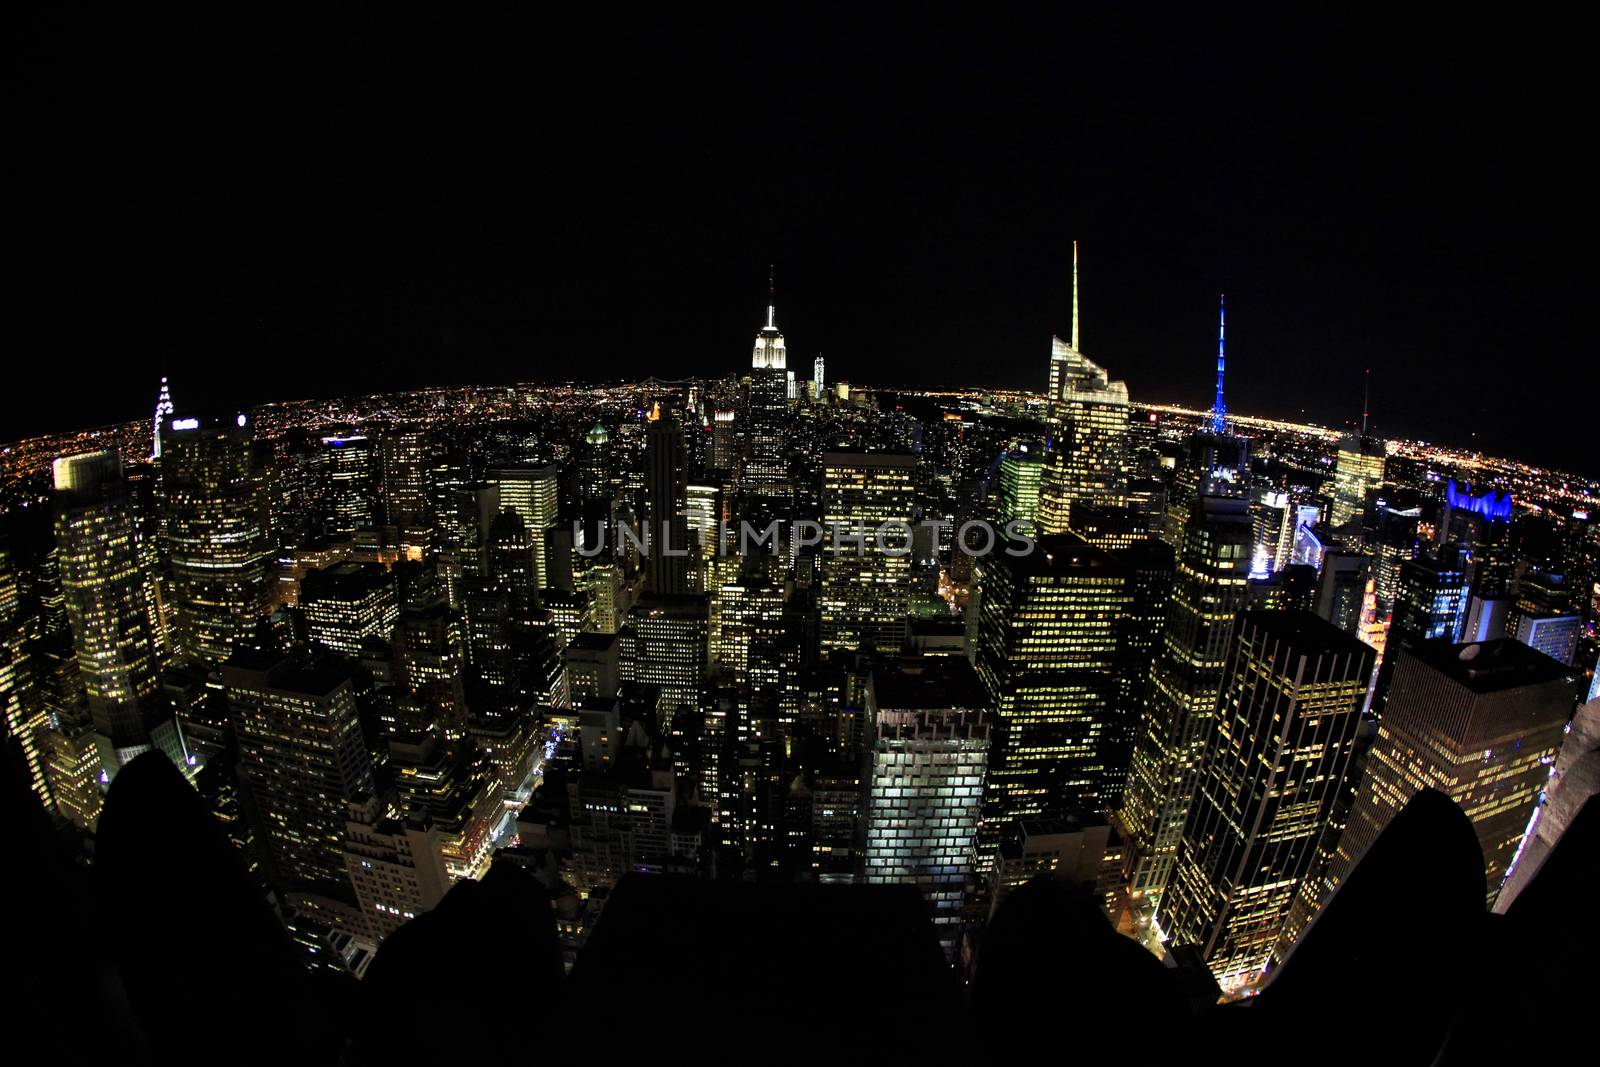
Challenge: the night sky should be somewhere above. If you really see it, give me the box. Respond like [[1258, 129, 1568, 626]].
[[15, 7, 1592, 475]]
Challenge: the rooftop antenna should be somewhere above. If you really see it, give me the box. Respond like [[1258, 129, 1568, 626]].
[[1209, 293, 1227, 435], [766, 264, 776, 330], [1071, 240, 1080, 351], [1362, 368, 1371, 436]]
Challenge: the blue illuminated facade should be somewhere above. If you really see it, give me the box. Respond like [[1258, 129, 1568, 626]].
[[1445, 480, 1513, 522]]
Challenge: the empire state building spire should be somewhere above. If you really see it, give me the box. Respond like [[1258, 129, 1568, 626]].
[[1209, 294, 1227, 435], [753, 265, 786, 370]]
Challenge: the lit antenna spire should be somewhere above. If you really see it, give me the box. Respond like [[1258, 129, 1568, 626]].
[[1071, 240, 1080, 352], [1209, 293, 1227, 435], [1361, 368, 1371, 436], [766, 264, 776, 330]]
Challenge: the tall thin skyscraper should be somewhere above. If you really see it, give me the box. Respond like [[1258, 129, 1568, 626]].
[[161, 412, 273, 665], [52, 451, 161, 773], [743, 271, 790, 504], [1157, 611, 1374, 989], [150, 376, 175, 459], [813, 352, 825, 395], [819, 452, 917, 653], [1209, 294, 1227, 435], [644, 403, 691, 596], [1120, 494, 1253, 904], [1330, 383, 1386, 529], [378, 430, 433, 532], [1039, 245, 1131, 533]]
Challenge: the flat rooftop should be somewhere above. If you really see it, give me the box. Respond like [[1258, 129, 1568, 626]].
[[1405, 637, 1574, 694]]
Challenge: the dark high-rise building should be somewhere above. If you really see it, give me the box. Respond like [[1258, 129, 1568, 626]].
[[1120, 494, 1253, 905], [301, 563, 400, 657], [0, 539, 49, 807], [317, 433, 378, 534], [161, 413, 273, 665], [1288, 638, 1573, 950], [644, 403, 691, 596], [973, 534, 1134, 844], [1391, 545, 1470, 647], [487, 466, 560, 591], [485, 509, 540, 616], [1157, 611, 1374, 990], [225, 651, 376, 900], [377, 430, 433, 537], [52, 451, 162, 773]]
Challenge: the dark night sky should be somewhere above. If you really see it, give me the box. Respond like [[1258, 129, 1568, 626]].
[[14, 6, 1593, 476]]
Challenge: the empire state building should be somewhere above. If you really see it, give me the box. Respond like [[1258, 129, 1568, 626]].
[[743, 272, 791, 503]]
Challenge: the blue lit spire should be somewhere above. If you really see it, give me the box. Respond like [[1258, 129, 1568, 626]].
[[1209, 293, 1227, 435]]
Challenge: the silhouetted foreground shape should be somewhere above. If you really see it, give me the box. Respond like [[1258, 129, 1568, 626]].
[[11, 741, 1590, 1065], [1255, 787, 1487, 1064], [95, 752, 350, 1060]]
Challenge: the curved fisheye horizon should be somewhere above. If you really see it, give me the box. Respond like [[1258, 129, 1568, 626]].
[[7, 6, 1594, 1065]]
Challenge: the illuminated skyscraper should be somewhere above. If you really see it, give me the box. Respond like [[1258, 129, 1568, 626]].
[[1120, 494, 1253, 903], [1391, 545, 1469, 646], [0, 539, 49, 806], [488, 465, 561, 590], [378, 430, 433, 532], [317, 433, 379, 534], [743, 272, 790, 502], [813, 352, 825, 396], [1038, 245, 1131, 533], [1287, 638, 1572, 948], [150, 376, 175, 459], [52, 451, 161, 773], [301, 563, 400, 657], [225, 651, 376, 901], [343, 795, 452, 943], [709, 409, 737, 472], [864, 658, 992, 956], [1330, 435, 1386, 529], [1157, 611, 1374, 989], [973, 534, 1135, 843], [579, 422, 613, 508], [997, 450, 1045, 535], [819, 452, 917, 653], [160, 413, 273, 664], [620, 593, 708, 724]]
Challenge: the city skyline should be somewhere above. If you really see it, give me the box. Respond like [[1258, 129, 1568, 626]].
[[9, 8, 1596, 1062], [14, 8, 1591, 477]]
